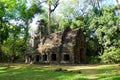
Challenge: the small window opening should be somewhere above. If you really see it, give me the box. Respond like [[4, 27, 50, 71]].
[[64, 54, 70, 61]]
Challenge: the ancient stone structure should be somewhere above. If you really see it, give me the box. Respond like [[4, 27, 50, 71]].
[[25, 27, 86, 64]]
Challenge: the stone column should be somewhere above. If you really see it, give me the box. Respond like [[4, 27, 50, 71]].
[[33, 55, 36, 63], [25, 56, 29, 63], [41, 54, 43, 62], [71, 47, 75, 64], [47, 53, 51, 63]]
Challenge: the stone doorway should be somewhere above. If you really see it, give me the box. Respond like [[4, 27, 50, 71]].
[[51, 54, 56, 61], [35, 55, 40, 62], [43, 54, 47, 61]]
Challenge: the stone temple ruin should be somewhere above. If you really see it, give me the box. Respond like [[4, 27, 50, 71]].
[[25, 20, 86, 64]]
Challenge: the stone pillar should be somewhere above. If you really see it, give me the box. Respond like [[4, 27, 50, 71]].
[[60, 53, 64, 63], [71, 53, 75, 64], [25, 56, 29, 63], [56, 52, 60, 64], [47, 53, 49, 61], [33, 55, 36, 63], [41, 54, 43, 62], [71, 48, 75, 64], [78, 47, 81, 64], [83, 48, 86, 63]]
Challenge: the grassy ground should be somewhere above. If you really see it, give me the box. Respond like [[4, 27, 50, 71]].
[[0, 63, 120, 80]]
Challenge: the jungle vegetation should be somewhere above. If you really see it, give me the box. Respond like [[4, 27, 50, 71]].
[[0, 0, 120, 64]]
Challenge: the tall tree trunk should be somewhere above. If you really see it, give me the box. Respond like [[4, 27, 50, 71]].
[[48, 3, 51, 35], [97, 0, 101, 9], [47, 0, 59, 34], [0, 43, 2, 62], [24, 20, 29, 43], [116, 0, 119, 4], [91, 0, 95, 8]]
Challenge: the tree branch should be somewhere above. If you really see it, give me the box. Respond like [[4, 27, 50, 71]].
[[51, 0, 59, 12], [38, 0, 47, 4]]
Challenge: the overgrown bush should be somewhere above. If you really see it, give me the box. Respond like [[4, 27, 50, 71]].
[[100, 47, 120, 63], [1, 37, 26, 62], [88, 56, 100, 64]]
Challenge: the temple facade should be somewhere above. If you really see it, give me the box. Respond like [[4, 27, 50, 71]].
[[25, 27, 86, 64]]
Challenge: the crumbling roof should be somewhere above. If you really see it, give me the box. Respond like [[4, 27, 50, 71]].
[[37, 27, 85, 54], [64, 28, 79, 43], [37, 31, 63, 53]]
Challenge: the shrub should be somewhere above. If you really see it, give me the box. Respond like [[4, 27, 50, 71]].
[[1, 37, 26, 62], [100, 47, 120, 63], [88, 56, 100, 64]]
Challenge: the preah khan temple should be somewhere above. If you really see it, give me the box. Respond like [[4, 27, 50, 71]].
[[25, 20, 86, 64]]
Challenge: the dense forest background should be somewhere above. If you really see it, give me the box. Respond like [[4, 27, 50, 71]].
[[0, 0, 120, 64]]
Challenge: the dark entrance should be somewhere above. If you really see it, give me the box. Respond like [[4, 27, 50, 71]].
[[51, 54, 56, 61], [35, 55, 40, 62], [43, 54, 47, 61], [64, 54, 70, 61]]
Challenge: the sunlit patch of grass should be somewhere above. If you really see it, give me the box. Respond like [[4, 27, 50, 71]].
[[0, 63, 88, 80], [0, 67, 8, 70], [0, 63, 120, 80], [0, 70, 6, 73], [95, 64, 120, 80], [97, 74, 120, 80], [0, 67, 8, 74]]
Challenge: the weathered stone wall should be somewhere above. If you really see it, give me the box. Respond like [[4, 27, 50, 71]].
[[26, 27, 86, 64]]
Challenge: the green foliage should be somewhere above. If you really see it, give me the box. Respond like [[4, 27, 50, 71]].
[[59, 0, 79, 19], [100, 47, 120, 63], [0, 0, 120, 63], [86, 37, 101, 55], [59, 19, 72, 30], [19, 3, 43, 20], [83, 5, 120, 63], [88, 56, 100, 64], [70, 16, 86, 29], [0, 1, 5, 18], [18, 1, 44, 42], [89, 6, 120, 48], [0, 1, 8, 43], [1, 37, 26, 62]]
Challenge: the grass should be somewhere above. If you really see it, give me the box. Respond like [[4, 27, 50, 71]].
[[0, 63, 120, 80]]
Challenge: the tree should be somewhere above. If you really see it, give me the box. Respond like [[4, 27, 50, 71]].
[[53, 0, 80, 30], [47, 0, 59, 34], [0, 1, 9, 43], [116, 0, 119, 4], [84, 0, 103, 9], [33, 0, 59, 34], [18, 1, 43, 43], [100, 47, 120, 63], [1, 37, 26, 62], [0, 0, 19, 61], [89, 6, 120, 48], [0, 0, 44, 62]]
